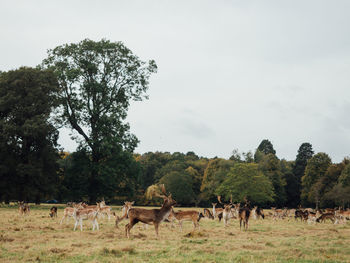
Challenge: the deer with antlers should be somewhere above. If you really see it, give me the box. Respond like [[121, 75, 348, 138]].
[[125, 184, 176, 238]]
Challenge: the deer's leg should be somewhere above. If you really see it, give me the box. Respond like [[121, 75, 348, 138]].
[[179, 221, 183, 232], [154, 223, 159, 238], [80, 219, 83, 231], [125, 219, 138, 238], [73, 219, 78, 231]]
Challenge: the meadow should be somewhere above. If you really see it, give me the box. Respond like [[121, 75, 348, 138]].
[[0, 204, 349, 263]]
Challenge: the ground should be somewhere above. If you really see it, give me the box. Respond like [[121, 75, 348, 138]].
[[0, 204, 349, 263]]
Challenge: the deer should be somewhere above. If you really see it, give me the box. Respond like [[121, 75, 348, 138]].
[[72, 206, 100, 231], [49, 206, 57, 218], [18, 201, 30, 215], [170, 208, 204, 231], [211, 203, 223, 220], [316, 212, 335, 223], [217, 196, 234, 227], [115, 201, 134, 228], [203, 208, 214, 219], [60, 202, 84, 224], [239, 199, 251, 231], [97, 200, 113, 221], [125, 184, 176, 238]]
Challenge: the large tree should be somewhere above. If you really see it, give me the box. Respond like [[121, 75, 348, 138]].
[[301, 152, 331, 207], [43, 39, 157, 202], [254, 139, 276, 162], [258, 154, 286, 206], [0, 67, 60, 203], [292, 142, 314, 205], [216, 163, 275, 205]]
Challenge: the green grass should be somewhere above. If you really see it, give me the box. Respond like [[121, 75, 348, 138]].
[[0, 205, 349, 262]]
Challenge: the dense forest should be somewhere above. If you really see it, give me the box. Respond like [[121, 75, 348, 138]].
[[0, 39, 349, 208]]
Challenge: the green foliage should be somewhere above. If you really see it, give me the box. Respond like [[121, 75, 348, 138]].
[[339, 162, 350, 187], [301, 152, 331, 206], [159, 171, 195, 205], [292, 142, 314, 205], [0, 67, 60, 202], [258, 154, 286, 206], [254, 139, 276, 162], [281, 159, 298, 207], [200, 159, 235, 201], [216, 163, 275, 204], [43, 39, 157, 202]]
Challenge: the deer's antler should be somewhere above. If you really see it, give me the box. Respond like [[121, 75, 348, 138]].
[[217, 196, 222, 204]]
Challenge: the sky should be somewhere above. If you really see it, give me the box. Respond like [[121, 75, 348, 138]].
[[1, 0, 350, 162]]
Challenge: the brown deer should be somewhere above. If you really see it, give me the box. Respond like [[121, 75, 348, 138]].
[[115, 201, 134, 228], [125, 185, 176, 238], [18, 201, 30, 215], [49, 206, 57, 218], [170, 208, 204, 231], [203, 208, 214, 219], [239, 200, 251, 231], [316, 213, 335, 223]]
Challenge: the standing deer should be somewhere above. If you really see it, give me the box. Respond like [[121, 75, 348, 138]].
[[115, 201, 134, 228], [239, 199, 251, 231], [217, 196, 233, 227], [125, 185, 176, 238], [73, 206, 100, 231], [203, 208, 214, 219], [212, 203, 223, 220], [170, 208, 204, 231], [18, 201, 30, 215]]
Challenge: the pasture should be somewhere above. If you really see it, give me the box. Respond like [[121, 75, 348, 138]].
[[0, 204, 349, 263]]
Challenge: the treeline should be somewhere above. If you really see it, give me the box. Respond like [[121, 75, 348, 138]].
[[0, 39, 349, 208]]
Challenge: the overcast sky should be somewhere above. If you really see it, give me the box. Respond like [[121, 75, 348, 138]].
[[1, 0, 349, 162]]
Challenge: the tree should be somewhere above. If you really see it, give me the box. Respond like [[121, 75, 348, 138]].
[[159, 171, 195, 205], [0, 67, 60, 203], [216, 163, 275, 205], [43, 39, 157, 202], [200, 159, 235, 201], [254, 139, 276, 162], [301, 152, 331, 206], [258, 154, 286, 206], [292, 142, 314, 205], [281, 159, 298, 207]]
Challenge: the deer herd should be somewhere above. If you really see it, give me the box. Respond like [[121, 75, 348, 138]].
[[15, 186, 350, 238]]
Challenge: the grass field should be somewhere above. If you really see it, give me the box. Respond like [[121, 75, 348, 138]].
[[0, 204, 349, 263]]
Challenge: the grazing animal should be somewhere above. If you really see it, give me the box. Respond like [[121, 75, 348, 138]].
[[73, 207, 100, 231], [115, 201, 134, 228], [203, 208, 214, 219], [125, 185, 176, 238], [49, 206, 57, 218], [222, 204, 233, 227], [170, 208, 203, 231], [316, 213, 335, 223], [18, 201, 30, 215]]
